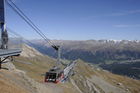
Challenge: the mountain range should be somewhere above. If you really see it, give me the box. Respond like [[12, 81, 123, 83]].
[[26, 39, 140, 80], [27, 39, 140, 64]]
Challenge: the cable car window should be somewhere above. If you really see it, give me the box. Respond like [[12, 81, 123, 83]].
[[47, 73, 56, 79]]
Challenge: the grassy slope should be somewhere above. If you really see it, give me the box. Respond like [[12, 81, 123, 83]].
[[13, 55, 140, 93], [13, 56, 80, 93], [13, 56, 55, 82], [0, 70, 29, 93], [97, 70, 140, 93]]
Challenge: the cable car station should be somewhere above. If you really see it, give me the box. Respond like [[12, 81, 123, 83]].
[[0, 0, 22, 69]]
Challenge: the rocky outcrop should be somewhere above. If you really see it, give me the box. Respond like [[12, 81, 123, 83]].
[[21, 44, 43, 57]]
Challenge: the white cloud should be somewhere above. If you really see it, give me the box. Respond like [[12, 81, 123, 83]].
[[80, 9, 140, 21], [114, 24, 140, 28], [109, 10, 140, 16]]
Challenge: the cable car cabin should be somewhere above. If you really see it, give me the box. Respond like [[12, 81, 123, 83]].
[[45, 67, 64, 83]]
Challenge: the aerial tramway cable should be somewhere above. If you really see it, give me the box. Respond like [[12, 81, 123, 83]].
[[7, 0, 51, 44], [6, 0, 59, 51], [6, 0, 61, 67], [7, 27, 46, 50]]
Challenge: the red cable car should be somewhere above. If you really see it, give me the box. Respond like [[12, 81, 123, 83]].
[[45, 67, 64, 83]]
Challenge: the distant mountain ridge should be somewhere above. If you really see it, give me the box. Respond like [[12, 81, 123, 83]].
[[26, 39, 140, 64]]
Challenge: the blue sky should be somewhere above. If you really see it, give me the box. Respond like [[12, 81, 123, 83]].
[[5, 0, 140, 40]]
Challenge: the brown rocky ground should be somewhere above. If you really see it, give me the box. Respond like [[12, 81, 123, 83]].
[[0, 44, 140, 93]]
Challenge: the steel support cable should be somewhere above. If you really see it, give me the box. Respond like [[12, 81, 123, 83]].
[[6, 0, 58, 50], [7, 27, 35, 45], [7, 27, 48, 52], [6, 1, 49, 42], [7, 0, 54, 46], [7, 27, 22, 38], [7, 2, 53, 46], [7, 27, 23, 49], [7, 0, 51, 43]]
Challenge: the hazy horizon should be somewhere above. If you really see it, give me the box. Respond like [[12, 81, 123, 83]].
[[28, 38, 140, 41]]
